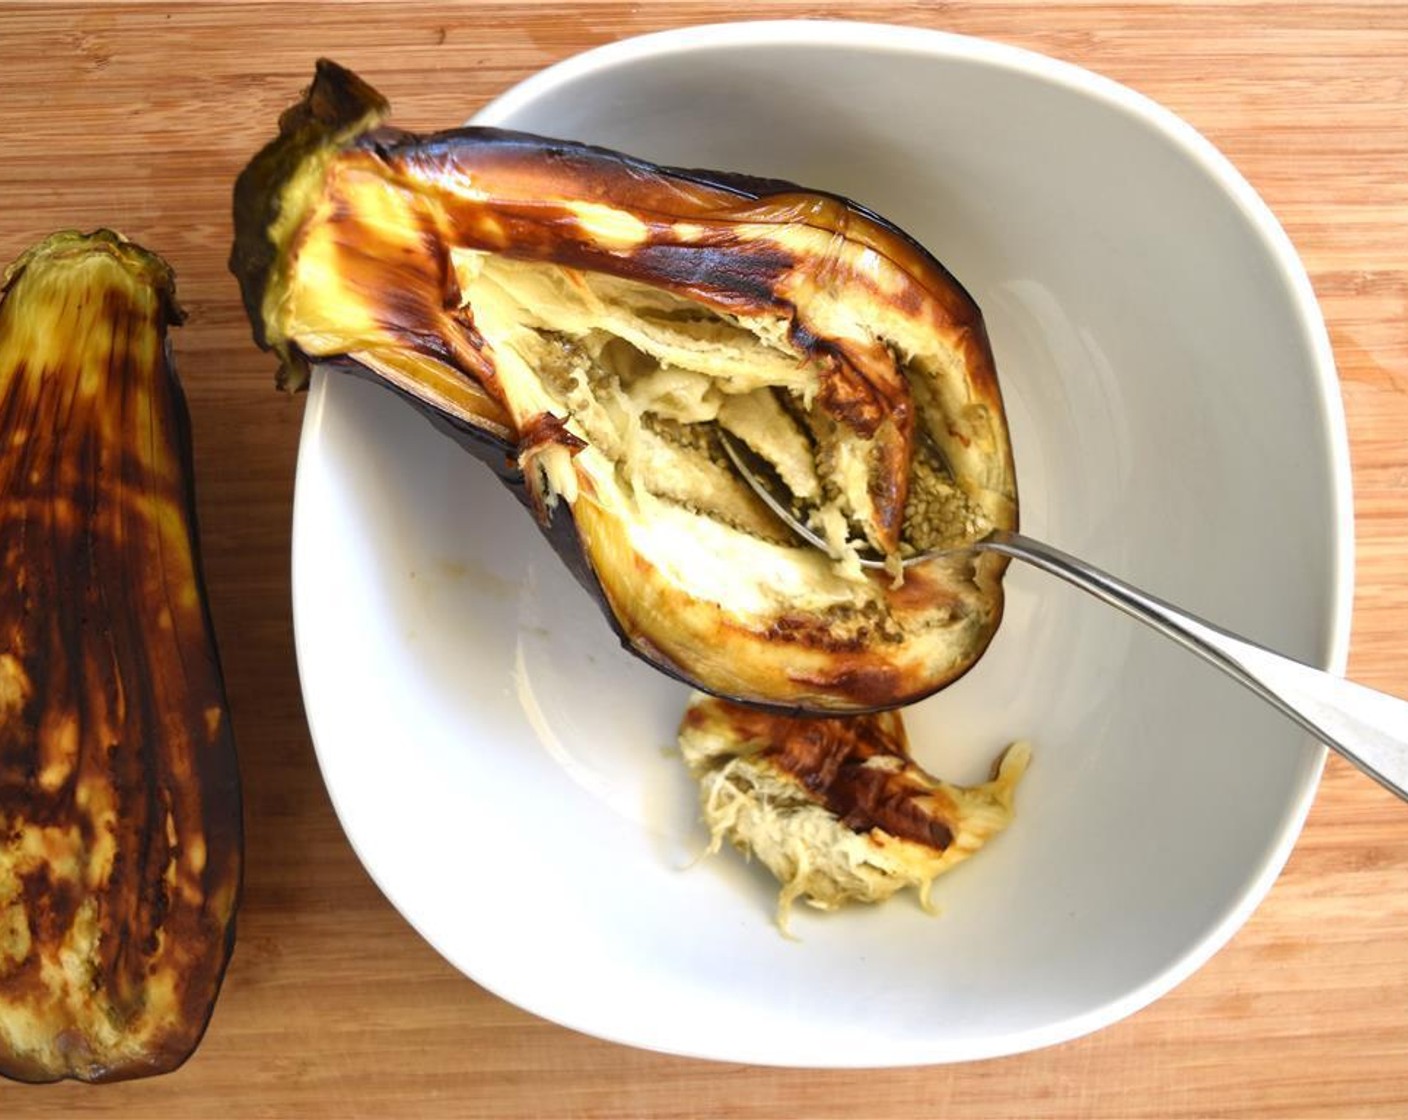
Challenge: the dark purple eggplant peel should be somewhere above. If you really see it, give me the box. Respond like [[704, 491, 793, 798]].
[[230, 60, 1017, 714]]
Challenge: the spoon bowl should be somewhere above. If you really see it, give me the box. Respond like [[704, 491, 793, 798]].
[[721, 427, 1408, 801]]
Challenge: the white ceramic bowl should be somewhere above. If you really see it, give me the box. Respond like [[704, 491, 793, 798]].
[[292, 22, 1351, 1065]]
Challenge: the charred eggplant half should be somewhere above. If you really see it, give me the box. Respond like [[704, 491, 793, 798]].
[[231, 61, 1017, 712], [0, 232, 241, 1081]]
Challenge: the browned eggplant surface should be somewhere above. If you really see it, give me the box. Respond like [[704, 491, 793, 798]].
[[0, 231, 241, 1082], [678, 693, 1028, 929], [232, 61, 1017, 713]]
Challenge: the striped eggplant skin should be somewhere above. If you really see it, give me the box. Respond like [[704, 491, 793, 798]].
[[231, 61, 1017, 714], [0, 231, 241, 1082]]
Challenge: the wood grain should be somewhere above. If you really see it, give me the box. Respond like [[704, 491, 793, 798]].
[[1, 1, 1406, 1115]]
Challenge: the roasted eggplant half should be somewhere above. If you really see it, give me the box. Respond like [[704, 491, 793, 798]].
[[0, 231, 241, 1082], [678, 693, 1028, 930], [231, 60, 1017, 713]]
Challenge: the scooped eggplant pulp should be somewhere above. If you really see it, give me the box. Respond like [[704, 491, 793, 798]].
[[231, 60, 1017, 713]]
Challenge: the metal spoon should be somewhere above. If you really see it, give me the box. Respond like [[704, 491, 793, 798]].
[[720, 430, 1408, 803]]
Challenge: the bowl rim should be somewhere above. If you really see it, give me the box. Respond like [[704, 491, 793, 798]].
[[296, 19, 1354, 1065]]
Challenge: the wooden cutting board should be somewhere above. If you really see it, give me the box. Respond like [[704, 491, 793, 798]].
[[1, 2, 1406, 1116]]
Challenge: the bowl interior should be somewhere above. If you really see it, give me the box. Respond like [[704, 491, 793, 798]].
[[293, 24, 1347, 1064]]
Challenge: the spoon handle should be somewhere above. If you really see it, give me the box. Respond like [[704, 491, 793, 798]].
[[979, 529, 1408, 802]]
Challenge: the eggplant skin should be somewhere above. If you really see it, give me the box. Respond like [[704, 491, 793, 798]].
[[0, 232, 242, 1082], [231, 61, 1018, 714]]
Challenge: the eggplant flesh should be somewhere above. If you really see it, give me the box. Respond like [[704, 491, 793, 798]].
[[678, 692, 1029, 930], [232, 61, 1017, 713], [0, 232, 241, 1082]]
